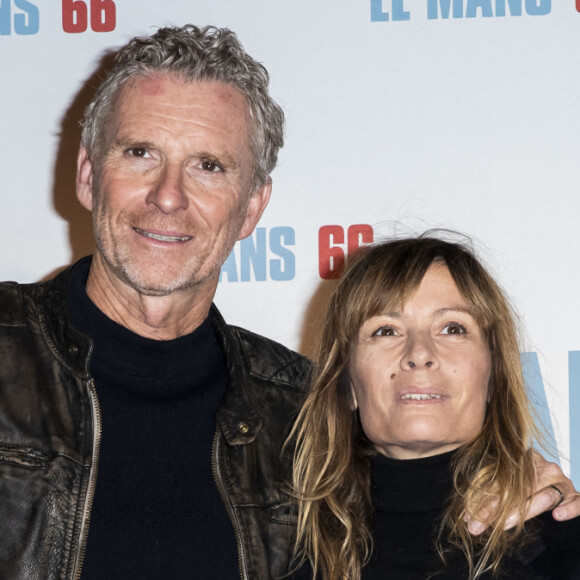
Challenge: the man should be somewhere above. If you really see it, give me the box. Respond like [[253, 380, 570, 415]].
[[1, 25, 309, 579], [0, 24, 577, 580]]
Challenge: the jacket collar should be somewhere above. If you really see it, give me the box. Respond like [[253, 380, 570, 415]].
[[36, 257, 263, 445], [210, 304, 263, 446], [35, 257, 94, 379]]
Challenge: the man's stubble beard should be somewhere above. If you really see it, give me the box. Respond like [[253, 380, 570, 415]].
[[90, 186, 242, 298]]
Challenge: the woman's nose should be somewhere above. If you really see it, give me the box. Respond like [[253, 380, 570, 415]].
[[401, 334, 438, 370]]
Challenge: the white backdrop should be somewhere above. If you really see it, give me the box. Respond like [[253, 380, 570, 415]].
[[1, 0, 579, 484]]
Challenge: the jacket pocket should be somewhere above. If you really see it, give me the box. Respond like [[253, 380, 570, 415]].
[[0, 444, 49, 469], [267, 500, 299, 526]]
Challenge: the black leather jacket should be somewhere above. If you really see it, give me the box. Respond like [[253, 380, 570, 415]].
[[0, 261, 311, 580]]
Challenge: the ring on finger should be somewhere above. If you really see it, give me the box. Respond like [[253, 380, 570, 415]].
[[550, 485, 565, 507]]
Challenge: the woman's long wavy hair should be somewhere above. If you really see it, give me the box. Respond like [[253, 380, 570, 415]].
[[289, 234, 538, 580]]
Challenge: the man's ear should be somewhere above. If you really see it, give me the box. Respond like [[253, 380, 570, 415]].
[[237, 178, 272, 241], [76, 145, 95, 211]]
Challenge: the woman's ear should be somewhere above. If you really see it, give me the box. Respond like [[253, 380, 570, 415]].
[[349, 380, 359, 411], [486, 377, 493, 404]]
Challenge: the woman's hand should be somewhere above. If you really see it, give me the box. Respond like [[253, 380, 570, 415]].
[[467, 452, 580, 535]]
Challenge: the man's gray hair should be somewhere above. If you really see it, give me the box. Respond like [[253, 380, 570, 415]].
[[81, 24, 284, 187]]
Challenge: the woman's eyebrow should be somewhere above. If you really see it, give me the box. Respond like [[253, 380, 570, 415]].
[[432, 306, 473, 317], [378, 311, 401, 319]]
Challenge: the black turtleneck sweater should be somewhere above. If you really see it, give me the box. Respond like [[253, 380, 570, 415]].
[[67, 258, 239, 579], [365, 450, 469, 579], [364, 451, 580, 580]]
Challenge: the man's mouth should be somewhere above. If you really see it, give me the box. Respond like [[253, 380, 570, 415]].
[[134, 227, 192, 243], [400, 394, 442, 401]]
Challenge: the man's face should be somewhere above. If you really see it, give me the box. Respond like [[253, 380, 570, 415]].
[[76, 74, 270, 297]]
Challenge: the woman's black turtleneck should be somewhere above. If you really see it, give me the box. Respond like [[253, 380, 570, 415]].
[[66, 258, 239, 579], [292, 448, 580, 580], [364, 450, 580, 580], [364, 450, 470, 580]]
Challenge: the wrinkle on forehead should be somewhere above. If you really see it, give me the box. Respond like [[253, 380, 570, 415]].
[[105, 74, 253, 176], [124, 74, 249, 115]]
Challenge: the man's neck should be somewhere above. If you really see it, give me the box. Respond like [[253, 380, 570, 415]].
[[85, 254, 216, 340]]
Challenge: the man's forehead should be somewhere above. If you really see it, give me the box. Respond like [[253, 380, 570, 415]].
[[96, 73, 255, 178], [117, 73, 249, 109], [104, 74, 253, 146]]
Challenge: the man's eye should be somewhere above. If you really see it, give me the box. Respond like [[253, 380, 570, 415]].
[[441, 323, 467, 335], [372, 326, 398, 337], [127, 148, 149, 158], [201, 160, 221, 172]]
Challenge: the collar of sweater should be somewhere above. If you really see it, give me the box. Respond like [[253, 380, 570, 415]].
[[370, 449, 456, 514]]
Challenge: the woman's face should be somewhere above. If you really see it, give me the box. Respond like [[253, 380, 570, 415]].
[[349, 262, 492, 460]]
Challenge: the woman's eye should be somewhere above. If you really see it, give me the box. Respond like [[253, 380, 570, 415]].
[[441, 323, 467, 335], [372, 326, 398, 337], [201, 160, 221, 172]]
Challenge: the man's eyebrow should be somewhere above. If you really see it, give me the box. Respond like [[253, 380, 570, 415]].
[[111, 137, 155, 151], [197, 150, 240, 170], [110, 140, 241, 170]]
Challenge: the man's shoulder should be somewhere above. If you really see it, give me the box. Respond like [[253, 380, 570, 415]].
[[534, 510, 580, 548], [229, 325, 312, 391], [0, 264, 77, 329], [509, 512, 580, 579], [0, 280, 31, 326], [0, 275, 62, 317]]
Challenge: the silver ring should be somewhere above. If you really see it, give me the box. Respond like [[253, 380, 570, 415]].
[[550, 485, 565, 507]]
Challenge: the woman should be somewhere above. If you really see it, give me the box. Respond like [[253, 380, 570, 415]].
[[290, 235, 580, 579]]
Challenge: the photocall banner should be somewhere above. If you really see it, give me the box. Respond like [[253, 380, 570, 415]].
[[1, 0, 579, 484]]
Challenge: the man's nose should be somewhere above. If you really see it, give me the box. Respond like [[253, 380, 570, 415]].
[[146, 164, 189, 213], [401, 334, 439, 370]]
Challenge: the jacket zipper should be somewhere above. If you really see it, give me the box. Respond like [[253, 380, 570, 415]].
[[211, 428, 248, 580], [73, 379, 102, 580]]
